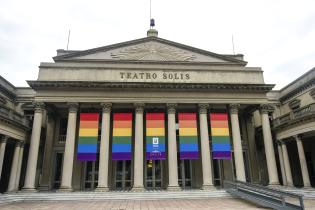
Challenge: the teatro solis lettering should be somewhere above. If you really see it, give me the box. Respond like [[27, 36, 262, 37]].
[[119, 72, 190, 80]]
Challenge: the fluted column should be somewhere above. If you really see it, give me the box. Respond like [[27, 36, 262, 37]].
[[59, 103, 78, 191], [230, 104, 246, 182], [260, 104, 279, 185], [281, 141, 293, 187], [199, 104, 214, 189], [15, 142, 25, 191], [277, 142, 287, 186], [133, 103, 145, 191], [96, 103, 112, 192], [0, 136, 8, 180], [8, 141, 22, 192], [295, 136, 311, 188], [167, 103, 180, 190], [23, 102, 45, 191]]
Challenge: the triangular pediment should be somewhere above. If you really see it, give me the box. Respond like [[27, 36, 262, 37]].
[[53, 37, 246, 65]]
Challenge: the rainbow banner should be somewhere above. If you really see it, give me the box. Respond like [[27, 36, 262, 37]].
[[146, 113, 166, 160], [77, 113, 99, 161], [210, 113, 231, 159], [112, 113, 132, 160], [178, 113, 199, 159]]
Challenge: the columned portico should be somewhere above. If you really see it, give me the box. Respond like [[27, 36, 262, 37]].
[[260, 105, 279, 185], [295, 135, 311, 188], [96, 103, 112, 192], [230, 104, 246, 182], [23, 102, 45, 191], [132, 103, 145, 191], [15, 142, 24, 191], [0, 136, 8, 180], [281, 141, 293, 187], [167, 103, 180, 190], [59, 103, 78, 191], [7, 140, 22, 192], [199, 104, 214, 189]]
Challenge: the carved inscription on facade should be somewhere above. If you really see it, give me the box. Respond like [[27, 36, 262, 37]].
[[119, 72, 190, 81]]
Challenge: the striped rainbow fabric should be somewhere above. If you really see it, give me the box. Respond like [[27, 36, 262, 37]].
[[178, 113, 199, 159], [77, 113, 99, 161], [210, 113, 231, 159], [146, 113, 166, 160], [112, 113, 132, 160]]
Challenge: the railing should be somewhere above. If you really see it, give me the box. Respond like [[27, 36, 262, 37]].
[[273, 103, 315, 127], [0, 106, 30, 127], [224, 180, 304, 210]]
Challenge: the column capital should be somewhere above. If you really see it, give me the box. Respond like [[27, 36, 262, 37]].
[[33, 102, 45, 113], [167, 103, 177, 114], [229, 104, 240, 114], [134, 103, 145, 113], [198, 104, 209, 114], [101, 103, 112, 113], [1, 135, 8, 143], [293, 135, 302, 141], [16, 140, 24, 148], [67, 102, 79, 113], [259, 104, 275, 114]]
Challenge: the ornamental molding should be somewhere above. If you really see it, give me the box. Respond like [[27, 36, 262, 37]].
[[288, 99, 301, 110], [111, 42, 197, 62], [167, 103, 177, 114], [101, 103, 112, 113], [198, 104, 209, 114], [310, 88, 315, 100], [33, 102, 45, 113], [67, 102, 79, 113]]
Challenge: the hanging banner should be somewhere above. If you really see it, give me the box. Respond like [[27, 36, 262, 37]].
[[178, 113, 199, 160], [77, 113, 99, 161], [210, 113, 231, 159], [146, 113, 166, 160], [112, 113, 132, 160]]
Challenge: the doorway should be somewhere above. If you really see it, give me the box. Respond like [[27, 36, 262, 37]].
[[114, 160, 132, 190], [145, 160, 163, 189], [178, 159, 192, 188], [82, 161, 98, 190]]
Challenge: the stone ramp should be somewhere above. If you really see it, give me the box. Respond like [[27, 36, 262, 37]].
[[0, 190, 230, 205]]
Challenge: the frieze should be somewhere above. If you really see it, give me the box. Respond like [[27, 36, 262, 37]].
[[119, 72, 190, 81]]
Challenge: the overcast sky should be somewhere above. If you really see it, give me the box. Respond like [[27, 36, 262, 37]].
[[0, 0, 314, 89]]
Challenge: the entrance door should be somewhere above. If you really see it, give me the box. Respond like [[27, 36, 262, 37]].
[[178, 160, 192, 188], [213, 159, 223, 187], [145, 160, 163, 189], [114, 160, 132, 190], [83, 161, 98, 190], [52, 152, 63, 189]]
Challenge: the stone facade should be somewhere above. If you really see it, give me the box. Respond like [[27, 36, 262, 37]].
[[0, 31, 313, 193]]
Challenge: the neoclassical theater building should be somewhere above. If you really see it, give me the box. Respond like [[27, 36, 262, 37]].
[[0, 29, 314, 193]]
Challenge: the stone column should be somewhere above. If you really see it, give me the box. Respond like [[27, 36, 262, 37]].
[[0, 136, 8, 180], [198, 104, 214, 189], [39, 113, 56, 190], [96, 103, 112, 192], [277, 142, 287, 186], [295, 135, 311, 188], [167, 103, 180, 190], [133, 103, 145, 191], [23, 102, 45, 191], [260, 104, 279, 185], [8, 141, 22, 192], [281, 141, 293, 187], [59, 103, 78, 191], [15, 142, 25, 191], [230, 104, 246, 182]]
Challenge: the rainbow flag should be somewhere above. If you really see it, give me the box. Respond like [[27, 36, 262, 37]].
[[178, 113, 199, 159], [77, 113, 99, 161], [146, 113, 166, 160], [112, 113, 132, 160], [210, 113, 231, 159]]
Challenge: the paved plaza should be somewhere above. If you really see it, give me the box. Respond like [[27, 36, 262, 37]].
[[0, 198, 314, 210]]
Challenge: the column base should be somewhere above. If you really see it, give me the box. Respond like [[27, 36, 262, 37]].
[[131, 186, 145, 192], [37, 185, 50, 191], [201, 185, 216, 190], [167, 185, 181, 191], [57, 186, 73, 192], [95, 186, 109, 192], [21, 187, 38, 192]]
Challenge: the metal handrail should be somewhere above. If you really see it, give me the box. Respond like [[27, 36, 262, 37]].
[[224, 180, 304, 210]]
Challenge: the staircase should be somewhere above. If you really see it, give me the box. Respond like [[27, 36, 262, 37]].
[[0, 189, 230, 205]]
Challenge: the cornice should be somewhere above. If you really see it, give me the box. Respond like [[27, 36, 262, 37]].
[[27, 81, 274, 92]]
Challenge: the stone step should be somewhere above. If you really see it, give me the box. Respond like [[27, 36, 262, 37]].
[[0, 190, 231, 205]]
